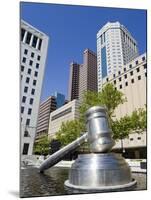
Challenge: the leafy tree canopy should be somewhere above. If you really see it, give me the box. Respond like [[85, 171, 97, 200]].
[[33, 134, 50, 155]]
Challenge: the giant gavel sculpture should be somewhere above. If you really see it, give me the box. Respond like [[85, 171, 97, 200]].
[[40, 106, 136, 191]]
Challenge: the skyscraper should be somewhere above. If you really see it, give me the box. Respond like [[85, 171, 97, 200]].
[[68, 62, 80, 101], [36, 92, 66, 137], [79, 49, 97, 102], [97, 21, 139, 91], [21, 20, 49, 155]]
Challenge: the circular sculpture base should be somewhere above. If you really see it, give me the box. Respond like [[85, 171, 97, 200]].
[[64, 153, 136, 191]]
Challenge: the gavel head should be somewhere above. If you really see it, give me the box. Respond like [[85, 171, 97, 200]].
[[85, 106, 115, 153]]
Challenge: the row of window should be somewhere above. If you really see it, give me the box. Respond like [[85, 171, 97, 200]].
[[130, 137, 141, 141], [24, 49, 41, 60], [22, 96, 34, 104], [51, 107, 72, 121], [122, 30, 136, 49], [23, 87, 35, 95], [114, 74, 146, 89], [21, 28, 42, 51], [22, 77, 37, 86], [22, 57, 40, 69], [110, 63, 147, 79], [21, 106, 32, 115], [21, 66, 38, 78]]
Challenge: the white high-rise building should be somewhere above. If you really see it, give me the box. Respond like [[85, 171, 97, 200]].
[[97, 21, 139, 91], [21, 20, 49, 155]]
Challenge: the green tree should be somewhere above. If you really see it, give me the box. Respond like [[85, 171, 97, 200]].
[[56, 120, 83, 146], [34, 135, 50, 155], [79, 83, 126, 129], [55, 83, 146, 148], [112, 108, 146, 140]]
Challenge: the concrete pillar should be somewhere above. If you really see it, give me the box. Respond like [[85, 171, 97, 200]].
[[23, 31, 27, 43], [29, 34, 34, 46], [36, 38, 40, 50]]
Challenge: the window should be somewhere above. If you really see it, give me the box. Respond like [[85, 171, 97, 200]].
[[137, 137, 141, 140], [125, 82, 128, 86], [135, 60, 138, 65], [106, 78, 108, 82], [113, 74, 115, 78], [29, 60, 33, 66], [37, 55, 41, 61], [131, 79, 134, 83], [33, 80, 37, 86], [32, 35, 38, 48], [36, 63, 39, 69], [29, 98, 34, 105], [119, 77, 122, 82], [136, 67, 140, 72], [130, 71, 133, 76], [115, 87, 117, 90], [24, 49, 28, 55], [26, 32, 32, 44], [21, 65, 24, 72], [24, 131, 29, 137], [129, 64, 132, 68], [51, 107, 72, 121], [38, 38, 42, 50], [22, 57, 26, 63], [142, 56, 145, 61], [28, 108, 32, 115], [24, 86, 28, 93], [118, 71, 121, 75], [21, 75, 23, 80], [22, 143, 29, 155], [124, 68, 126, 72], [21, 106, 24, 113], [31, 88, 35, 95], [27, 68, 31, 74], [143, 64, 147, 69], [130, 138, 133, 141], [26, 77, 30, 83], [124, 74, 127, 79], [21, 28, 25, 41], [138, 75, 141, 80], [31, 52, 34, 58], [145, 72, 147, 77], [34, 71, 38, 77], [119, 84, 122, 89], [22, 96, 26, 103], [114, 80, 116, 84]]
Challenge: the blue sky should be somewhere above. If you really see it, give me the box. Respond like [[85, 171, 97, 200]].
[[20, 2, 147, 102]]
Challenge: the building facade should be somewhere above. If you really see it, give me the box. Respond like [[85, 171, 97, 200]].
[[97, 22, 139, 91], [36, 92, 66, 137], [21, 20, 49, 155], [79, 49, 97, 102], [36, 96, 56, 136], [68, 62, 80, 101], [48, 100, 80, 138], [102, 53, 147, 158]]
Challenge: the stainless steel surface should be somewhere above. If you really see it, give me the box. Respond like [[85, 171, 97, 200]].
[[39, 133, 88, 172], [40, 106, 136, 192], [66, 153, 133, 187], [86, 106, 115, 153]]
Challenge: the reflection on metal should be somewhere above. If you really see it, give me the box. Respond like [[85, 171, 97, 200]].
[[39, 133, 87, 172], [40, 106, 136, 191], [85, 106, 115, 153], [65, 106, 136, 191]]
